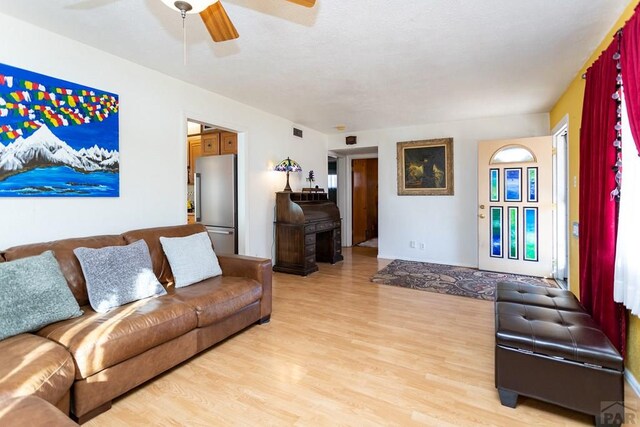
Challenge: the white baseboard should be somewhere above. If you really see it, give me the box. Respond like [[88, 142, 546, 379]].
[[626, 370, 640, 398]]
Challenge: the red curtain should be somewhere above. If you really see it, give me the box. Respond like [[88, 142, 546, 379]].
[[621, 4, 640, 155], [579, 41, 626, 353]]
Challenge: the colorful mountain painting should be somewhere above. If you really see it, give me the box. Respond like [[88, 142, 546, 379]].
[[0, 62, 119, 197]]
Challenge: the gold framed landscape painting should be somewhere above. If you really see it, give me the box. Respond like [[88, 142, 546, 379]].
[[397, 138, 454, 196]]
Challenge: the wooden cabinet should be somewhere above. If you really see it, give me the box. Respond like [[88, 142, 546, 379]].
[[200, 131, 236, 156], [202, 132, 220, 155], [187, 130, 237, 184], [220, 132, 237, 155], [187, 136, 201, 185], [273, 192, 343, 276]]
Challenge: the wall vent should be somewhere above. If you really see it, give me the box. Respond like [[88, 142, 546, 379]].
[[293, 127, 303, 138]]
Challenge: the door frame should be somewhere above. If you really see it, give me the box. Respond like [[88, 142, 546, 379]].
[[329, 150, 378, 248], [552, 115, 570, 288], [182, 112, 247, 254]]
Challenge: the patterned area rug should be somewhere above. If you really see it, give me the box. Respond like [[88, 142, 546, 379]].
[[371, 260, 555, 301]]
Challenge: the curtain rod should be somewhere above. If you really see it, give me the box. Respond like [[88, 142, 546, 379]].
[[582, 28, 624, 79]]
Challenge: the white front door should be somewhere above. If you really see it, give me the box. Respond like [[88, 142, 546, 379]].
[[477, 137, 553, 277]]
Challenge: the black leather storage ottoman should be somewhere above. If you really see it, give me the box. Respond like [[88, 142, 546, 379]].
[[496, 281, 585, 311], [495, 300, 624, 426]]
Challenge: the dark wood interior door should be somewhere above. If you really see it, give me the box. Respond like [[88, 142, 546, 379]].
[[366, 158, 378, 240], [352, 159, 367, 245], [352, 158, 378, 245]]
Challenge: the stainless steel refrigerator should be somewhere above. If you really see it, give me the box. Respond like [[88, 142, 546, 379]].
[[194, 154, 237, 254]]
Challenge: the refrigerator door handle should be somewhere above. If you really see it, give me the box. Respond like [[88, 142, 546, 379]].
[[195, 173, 202, 222], [208, 230, 234, 235]]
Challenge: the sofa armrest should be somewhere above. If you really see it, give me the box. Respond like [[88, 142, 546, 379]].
[[217, 255, 272, 320]]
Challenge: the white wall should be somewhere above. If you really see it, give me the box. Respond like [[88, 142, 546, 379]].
[[328, 114, 550, 267], [0, 12, 328, 259]]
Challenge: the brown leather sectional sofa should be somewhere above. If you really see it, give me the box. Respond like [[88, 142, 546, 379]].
[[0, 224, 272, 424]]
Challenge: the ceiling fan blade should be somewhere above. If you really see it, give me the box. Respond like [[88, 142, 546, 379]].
[[285, 0, 316, 7], [200, 1, 239, 43]]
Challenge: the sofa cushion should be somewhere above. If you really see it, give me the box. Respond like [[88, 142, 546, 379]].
[[1, 235, 125, 306], [0, 251, 83, 340], [0, 396, 78, 427], [172, 276, 262, 327], [121, 224, 207, 286], [38, 298, 198, 379], [0, 334, 75, 405], [74, 240, 166, 313], [160, 231, 222, 288]]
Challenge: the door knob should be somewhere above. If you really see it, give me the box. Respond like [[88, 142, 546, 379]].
[[479, 204, 485, 209], [479, 213, 486, 219]]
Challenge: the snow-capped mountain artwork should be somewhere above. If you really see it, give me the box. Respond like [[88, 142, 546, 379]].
[[0, 124, 119, 197], [0, 125, 119, 179]]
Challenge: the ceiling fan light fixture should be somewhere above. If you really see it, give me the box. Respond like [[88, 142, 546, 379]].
[[160, 0, 217, 14]]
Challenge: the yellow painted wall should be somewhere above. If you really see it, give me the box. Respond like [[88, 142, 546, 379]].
[[550, 0, 639, 377]]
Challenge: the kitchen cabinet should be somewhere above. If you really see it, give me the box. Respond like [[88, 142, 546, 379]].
[[202, 132, 220, 155], [187, 130, 238, 184], [187, 136, 201, 185], [220, 132, 237, 155]]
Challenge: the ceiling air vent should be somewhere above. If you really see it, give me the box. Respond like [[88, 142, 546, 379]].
[[293, 127, 303, 138]]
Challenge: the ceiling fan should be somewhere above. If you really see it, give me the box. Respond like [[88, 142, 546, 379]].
[[160, 0, 316, 43]]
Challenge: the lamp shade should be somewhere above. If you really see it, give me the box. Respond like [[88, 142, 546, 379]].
[[160, 0, 216, 14], [274, 157, 302, 192], [274, 157, 302, 173]]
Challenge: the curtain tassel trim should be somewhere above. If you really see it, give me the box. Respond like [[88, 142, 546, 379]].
[[611, 35, 623, 201]]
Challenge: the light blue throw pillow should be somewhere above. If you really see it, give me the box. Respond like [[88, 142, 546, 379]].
[[160, 231, 222, 288], [74, 239, 166, 313], [0, 251, 83, 341]]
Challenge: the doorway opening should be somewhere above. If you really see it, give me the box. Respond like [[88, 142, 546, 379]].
[[552, 123, 569, 288], [329, 147, 378, 252], [186, 119, 239, 255], [352, 158, 378, 249]]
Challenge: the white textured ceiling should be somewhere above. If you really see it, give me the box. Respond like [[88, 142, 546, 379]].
[[0, 0, 629, 133]]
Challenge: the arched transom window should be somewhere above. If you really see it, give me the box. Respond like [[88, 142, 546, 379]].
[[490, 145, 536, 164]]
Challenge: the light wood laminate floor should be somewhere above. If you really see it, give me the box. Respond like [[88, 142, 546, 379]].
[[87, 247, 638, 426]]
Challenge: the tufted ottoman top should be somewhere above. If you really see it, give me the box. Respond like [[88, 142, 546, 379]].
[[495, 302, 623, 371], [496, 281, 584, 311]]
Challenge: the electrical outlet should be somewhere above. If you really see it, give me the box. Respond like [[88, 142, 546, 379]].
[[419, 243, 425, 250], [410, 241, 416, 248]]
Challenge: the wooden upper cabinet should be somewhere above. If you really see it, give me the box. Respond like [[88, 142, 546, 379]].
[[220, 131, 237, 155], [187, 131, 237, 183], [187, 136, 201, 185], [202, 132, 220, 155]]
